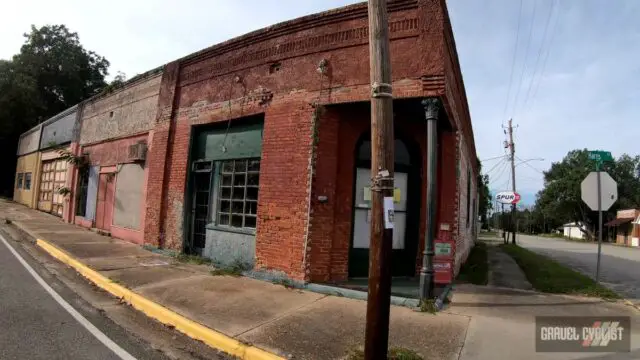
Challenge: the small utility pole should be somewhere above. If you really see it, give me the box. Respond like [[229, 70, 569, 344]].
[[365, 0, 394, 358], [501, 203, 507, 244], [508, 118, 517, 244], [595, 165, 603, 283]]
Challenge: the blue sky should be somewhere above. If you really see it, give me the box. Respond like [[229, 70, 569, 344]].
[[448, 0, 640, 204], [1, 0, 638, 205]]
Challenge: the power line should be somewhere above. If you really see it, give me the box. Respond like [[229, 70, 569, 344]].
[[526, 0, 561, 113], [485, 158, 509, 175], [515, 155, 545, 174], [490, 161, 510, 186], [521, 0, 557, 114], [501, 0, 525, 126], [481, 154, 508, 162], [511, 0, 538, 118]]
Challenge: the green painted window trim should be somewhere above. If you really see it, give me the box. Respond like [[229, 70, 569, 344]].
[[194, 123, 264, 161]]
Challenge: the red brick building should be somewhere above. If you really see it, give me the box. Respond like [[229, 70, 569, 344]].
[[142, 0, 478, 283]]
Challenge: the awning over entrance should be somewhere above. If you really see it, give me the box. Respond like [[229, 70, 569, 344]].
[[605, 217, 634, 227]]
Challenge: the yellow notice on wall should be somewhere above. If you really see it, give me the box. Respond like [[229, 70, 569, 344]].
[[363, 187, 401, 203], [394, 188, 401, 203]]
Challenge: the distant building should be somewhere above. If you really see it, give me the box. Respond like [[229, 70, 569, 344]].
[[605, 209, 640, 247], [562, 222, 587, 240]]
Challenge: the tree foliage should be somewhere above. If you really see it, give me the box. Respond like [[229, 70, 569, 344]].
[[534, 149, 640, 239], [0, 25, 110, 196], [477, 158, 492, 228]]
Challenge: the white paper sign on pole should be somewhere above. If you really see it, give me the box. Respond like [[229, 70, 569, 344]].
[[383, 197, 394, 229]]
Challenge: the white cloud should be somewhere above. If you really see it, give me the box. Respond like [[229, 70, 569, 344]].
[[2, 0, 638, 203]]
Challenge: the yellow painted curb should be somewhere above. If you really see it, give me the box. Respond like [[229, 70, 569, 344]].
[[623, 299, 640, 312], [36, 238, 284, 360]]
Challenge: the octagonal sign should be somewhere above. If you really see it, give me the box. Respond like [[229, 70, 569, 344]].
[[581, 171, 618, 211]]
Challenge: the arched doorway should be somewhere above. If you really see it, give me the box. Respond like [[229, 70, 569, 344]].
[[348, 135, 421, 278]]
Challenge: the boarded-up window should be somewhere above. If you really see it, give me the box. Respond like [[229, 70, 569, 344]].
[[113, 163, 144, 229]]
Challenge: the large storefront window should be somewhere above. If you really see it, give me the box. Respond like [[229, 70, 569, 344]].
[[217, 159, 260, 229], [188, 117, 264, 254]]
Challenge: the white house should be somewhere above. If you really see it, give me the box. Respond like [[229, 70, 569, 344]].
[[562, 222, 587, 240]]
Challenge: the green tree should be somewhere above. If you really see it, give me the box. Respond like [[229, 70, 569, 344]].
[[13, 25, 109, 116], [0, 25, 110, 196], [477, 158, 492, 229], [535, 149, 640, 240]]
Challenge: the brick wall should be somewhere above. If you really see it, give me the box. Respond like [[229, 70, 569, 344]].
[[80, 73, 162, 145], [455, 135, 477, 275], [142, 0, 476, 282], [82, 133, 149, 167]]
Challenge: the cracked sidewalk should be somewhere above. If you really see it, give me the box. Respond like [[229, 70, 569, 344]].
[[0, 199, 469, 360]]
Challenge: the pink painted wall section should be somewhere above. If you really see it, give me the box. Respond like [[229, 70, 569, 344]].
[[75, 217, 93, 228], [110, 226, 144, 244], [72, 132, 152, 245]]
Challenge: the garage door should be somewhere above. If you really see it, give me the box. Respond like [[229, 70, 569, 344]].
[[38, 159, 68, 216]]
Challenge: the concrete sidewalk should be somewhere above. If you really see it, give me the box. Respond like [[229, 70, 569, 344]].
[[0, 199, 469, 360], [481, 236, 533, 290], [450, 284, 640, 360]]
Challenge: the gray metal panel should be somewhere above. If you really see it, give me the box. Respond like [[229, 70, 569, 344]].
[[113, 164, 144, 229], [17, 126, 42, 155], [203, 229, 255, 269], [40, 109, 77, 148], [85, 166, 99, 221], [353, 168, 408, 250]]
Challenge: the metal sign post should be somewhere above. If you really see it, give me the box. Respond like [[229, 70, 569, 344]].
[[581, 150, 617, 284], [596, 168, 602, 283]]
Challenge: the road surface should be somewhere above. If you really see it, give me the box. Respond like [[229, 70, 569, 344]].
[[517, 234, 640, 303], [0, 233, 171, 360]]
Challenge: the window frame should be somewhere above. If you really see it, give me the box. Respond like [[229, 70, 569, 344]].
[[214, 158, 260, 232], [16, 173, 23, 189], [24, 172, 32, 190]]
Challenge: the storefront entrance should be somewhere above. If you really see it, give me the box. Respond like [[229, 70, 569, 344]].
[[348, 137, 421, 278], [95, 171, 115, 232]]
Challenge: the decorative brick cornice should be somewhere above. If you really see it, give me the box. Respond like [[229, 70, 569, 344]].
[[179, 0, 418, 68]]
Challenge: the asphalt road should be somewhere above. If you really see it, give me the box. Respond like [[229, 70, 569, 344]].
[[0, 234, 171, 360], [517, 234, 640, 302]]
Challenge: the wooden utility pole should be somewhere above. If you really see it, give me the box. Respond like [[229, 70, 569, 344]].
[[508, 119, 517, 244], [502, 203, 506, 244], [365, 0, 394, 358]]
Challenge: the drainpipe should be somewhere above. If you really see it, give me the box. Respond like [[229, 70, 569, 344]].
[[419, 98, 439, 301]]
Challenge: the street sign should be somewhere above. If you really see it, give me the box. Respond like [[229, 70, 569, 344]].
[[589, 150, 613, 170], [588, 150, 613, 163], [580, 172, 618, 211], [495, 191, 521, 204]]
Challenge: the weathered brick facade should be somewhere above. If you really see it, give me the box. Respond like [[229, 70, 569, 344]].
[[71, 70, 162, 244], [142, 0, 478, 282], [80, 71, 162, 146], [14, 0, 478, 283]]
